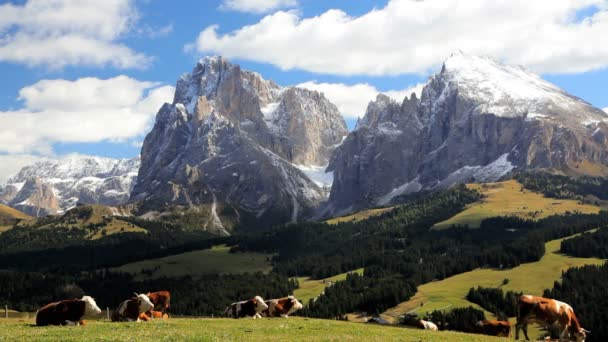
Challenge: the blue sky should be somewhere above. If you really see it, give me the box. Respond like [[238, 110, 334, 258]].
[[0, 0, 607, 180]]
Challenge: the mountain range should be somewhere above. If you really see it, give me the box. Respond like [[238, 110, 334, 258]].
[[2, 52, 607, 231]]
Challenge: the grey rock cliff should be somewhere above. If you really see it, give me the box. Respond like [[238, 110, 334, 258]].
[[131, 56, 348, 233], [327, 52, 608, 215]]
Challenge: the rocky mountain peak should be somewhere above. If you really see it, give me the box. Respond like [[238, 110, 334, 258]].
[[132, 56, 348, 233], [1, 156, 140, 216], [326, 52, 608, 216]]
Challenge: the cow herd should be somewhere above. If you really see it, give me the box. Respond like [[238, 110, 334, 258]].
[[33, 292, 588, 341], [34, 291, 303, 327]]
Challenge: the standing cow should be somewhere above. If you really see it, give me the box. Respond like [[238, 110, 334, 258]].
[[263, 296, 303, 318], [36, 296, 102, 326], [515, 295, 588, 342], [475, 320, 510, 337], [143, 290, 171, 319], [111, 293, 154, 322], [224, 296, 268, 319]]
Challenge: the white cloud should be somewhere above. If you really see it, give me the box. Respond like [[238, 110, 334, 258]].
[[604, 107, 608, 114], [220, 0, 297, 13], [0, 0, 150, 69], [191, 0, 608, 75], [0, 154, 46, 184], [0, 76, 174, 154], [296, 81, 423, 119]]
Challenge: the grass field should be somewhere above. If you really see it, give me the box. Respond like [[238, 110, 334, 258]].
[[293, 268, 365, 305], [325, 207, 394, 225], [432, 180, 600, 229], [0, 317, 506, 341], [112, 245, 273, 280], [383, 232, 605, 323]]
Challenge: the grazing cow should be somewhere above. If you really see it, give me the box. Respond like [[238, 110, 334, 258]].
[[416, 320, 438, 331], [224, 296, 268, 319], [111, 293, 155, 322], [475, 320, 511, 337], [36, 296, 102, 326], [263, 296, 303, 318], [516, 295, 589, 342]]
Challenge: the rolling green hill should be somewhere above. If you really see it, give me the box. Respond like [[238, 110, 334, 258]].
[[433, 180, 600, 229], [293, 268, 365, 305], [112, 245, 273, 280], [382, 232, 605, 321], [0, 317, 505, 341]]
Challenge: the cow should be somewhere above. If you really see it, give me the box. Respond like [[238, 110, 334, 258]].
[[224, 296, 268, 319], [416, 320, 438, 331], [515, 295, 589, 342], [111, 293, 155, 322], [263, 296, 303, 318], [36, 296, 102, 326], [475, 320, 511, 337], [146, 291, 171, 313]]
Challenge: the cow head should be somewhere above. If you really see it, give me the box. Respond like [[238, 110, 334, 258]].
[[287, 296, 303, 314], [573, 328, 589, 342], [81, 296, 102, 317], [253, 296, 269, 313], [134, 293, 154, 313]]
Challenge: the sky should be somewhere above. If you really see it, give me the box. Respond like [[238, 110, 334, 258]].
[[0, 0, 607, 182]]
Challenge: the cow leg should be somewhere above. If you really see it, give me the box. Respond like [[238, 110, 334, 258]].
[[522, 323, 530, 341], [559, 324, 569, 341], [515, 322, 521, 340], [281, 314, 288, 318]]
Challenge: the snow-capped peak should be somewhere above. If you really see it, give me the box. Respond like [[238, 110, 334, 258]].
[[435, 52, 608, 124]]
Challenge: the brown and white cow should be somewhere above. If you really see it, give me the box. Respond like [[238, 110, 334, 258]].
[[146, 291, 171, 313], [111, 293, 155, 322], [263, 296, 303, 318], [516, 295, 589, 342], [224, 296, 268, 319], [475, 320, 511, 337], [416, 320, 438, 331], [36, 296, 102, 326]]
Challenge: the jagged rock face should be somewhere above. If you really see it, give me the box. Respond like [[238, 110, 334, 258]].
[[1, 157, 140, 216], [327, 52, 608, 215], [6, 177, 60, 216], [132, 57, 346, 233]]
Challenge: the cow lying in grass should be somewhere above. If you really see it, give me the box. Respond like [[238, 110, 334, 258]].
[[36, 296, 102, 326], [225, 296, 268, 319], [111, 293, 154, 322], [263, 296, 303, 318]]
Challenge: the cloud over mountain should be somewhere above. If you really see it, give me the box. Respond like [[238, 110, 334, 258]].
[[0, 76, 173, 154], [191, 0, 608, 76]]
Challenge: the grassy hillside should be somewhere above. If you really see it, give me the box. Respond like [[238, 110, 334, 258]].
[[293, 268, 365, 305], [0, 204, 31, 232], [10, 204, 147, 239], [326, 207, 395, 225], [383, 232, 605, 321], [433, 180, 600, 229], [112, 245, 273, 280], [0, 317, 505, 341]]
